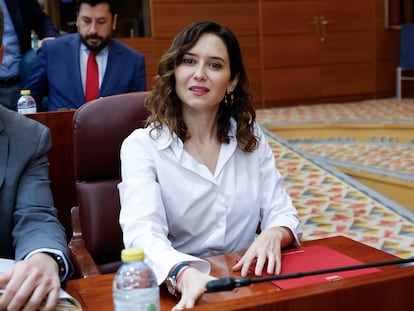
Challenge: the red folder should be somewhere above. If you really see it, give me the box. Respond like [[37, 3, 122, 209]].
[[268, 245, 380, 289]]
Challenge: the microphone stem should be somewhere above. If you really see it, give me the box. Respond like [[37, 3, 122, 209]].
[[250, 257, 414, 284], [206, 257, 414, 292]]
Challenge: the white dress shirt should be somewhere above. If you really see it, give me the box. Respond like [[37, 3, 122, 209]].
[[118, 119, 302, 284]]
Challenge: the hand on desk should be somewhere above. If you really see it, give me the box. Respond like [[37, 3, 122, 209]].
[[232, 226, 293, 277], [0, 253, 61, 311], [172, 267, 215, 311], [172, 226, 293, 310]]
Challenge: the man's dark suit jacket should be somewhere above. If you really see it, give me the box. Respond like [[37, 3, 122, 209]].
[[5, 0, 59, 54], [25, 33, 147, 111], [0, 106, 71, 280]]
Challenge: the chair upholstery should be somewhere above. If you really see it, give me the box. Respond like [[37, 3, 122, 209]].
[[396, 23, 414, 101], [69, 91, 149, 278]]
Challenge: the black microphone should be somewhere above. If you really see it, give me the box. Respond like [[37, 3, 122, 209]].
[[206, 256, 414, 292], [206, 277, 252, 292], [399, 257, 414, 268]]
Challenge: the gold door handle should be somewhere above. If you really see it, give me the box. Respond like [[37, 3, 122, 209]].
[[319, 16, 332, 43]]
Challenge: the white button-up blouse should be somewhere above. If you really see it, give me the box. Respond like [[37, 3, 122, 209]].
[[118, 119, 302, 284]]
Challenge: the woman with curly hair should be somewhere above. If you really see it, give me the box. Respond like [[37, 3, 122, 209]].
[[118, 20, 302, 310]]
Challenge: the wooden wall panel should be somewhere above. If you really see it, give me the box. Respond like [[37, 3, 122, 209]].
[[321, 63, 375, 97], [320, 0, 375, 31], [320, 31, 375, 64], [264, 67, 320, 104], [236, 36, 263, 108], [262, 1, 319, 35], [374, 0, 401, 98], [236, 36, 261, 72], [151, 0, 260, 38], [376, 30, 399, 63], [245, 68, 263, 108], [376, 61, 399, 98], [263, 34, 320, 68]]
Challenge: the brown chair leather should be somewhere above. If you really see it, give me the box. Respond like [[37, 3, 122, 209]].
[[68, 92, 149, 277]]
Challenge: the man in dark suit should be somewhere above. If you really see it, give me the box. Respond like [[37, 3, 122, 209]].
[[0, 7, 72, 311], [25, 0, 146, 111], [0, 0, 58, 110]]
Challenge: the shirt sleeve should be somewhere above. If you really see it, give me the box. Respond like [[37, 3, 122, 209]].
[[118, 129, 209, 284], [256, 125, 303, 245], [12, 123, 73, 282], [25, 249, 70, 282]]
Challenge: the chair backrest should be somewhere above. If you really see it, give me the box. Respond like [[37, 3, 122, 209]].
[[400, 23, 414, 68], [72, 91, 149, 273]]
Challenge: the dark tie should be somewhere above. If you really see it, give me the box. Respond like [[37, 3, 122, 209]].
[[85, 51, 99, 102]]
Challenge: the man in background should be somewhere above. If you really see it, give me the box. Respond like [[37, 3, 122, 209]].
[[0, 0, 59, 111], [25, 0, 146, 111], [0, 6, 72, 311]]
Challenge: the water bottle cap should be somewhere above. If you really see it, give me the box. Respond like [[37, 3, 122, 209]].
[[20, 90, 31, 95], [121, 248, 145, 262]]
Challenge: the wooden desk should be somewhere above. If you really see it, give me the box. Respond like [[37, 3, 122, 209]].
[[66, 236, 414, 310]]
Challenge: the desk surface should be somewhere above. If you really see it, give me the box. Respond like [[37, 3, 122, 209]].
[[66, 236, 414, 310]]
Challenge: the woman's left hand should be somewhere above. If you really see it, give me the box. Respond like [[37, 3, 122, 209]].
[[232, 226, 293, 277]]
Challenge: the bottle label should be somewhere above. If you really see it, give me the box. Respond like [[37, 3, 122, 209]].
[[114, 288, 159, 311], [17, 107, 37, 115]]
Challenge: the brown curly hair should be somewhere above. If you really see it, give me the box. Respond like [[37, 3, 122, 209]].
[[145, 20, 258, 152]]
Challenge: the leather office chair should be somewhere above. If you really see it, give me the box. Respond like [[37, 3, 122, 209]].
[[68, 92, 149, 278], [396, 23, 414, 101]]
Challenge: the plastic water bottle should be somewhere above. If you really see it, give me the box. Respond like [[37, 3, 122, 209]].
[[113, 248, 160, 311], [31, 33, 39, 49], [17, 90, 37, 115]]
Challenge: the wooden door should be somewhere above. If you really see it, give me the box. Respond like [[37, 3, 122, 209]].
[[319, 0, 376, 102], [261, 0, 375, 107]]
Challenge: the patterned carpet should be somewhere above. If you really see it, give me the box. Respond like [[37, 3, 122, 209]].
[[259, 98, 414, 259], [290, 141, 414, 183], [257, 98, 414, 125]]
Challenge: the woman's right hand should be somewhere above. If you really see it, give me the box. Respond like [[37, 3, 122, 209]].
[[171, 267, 215, 310]]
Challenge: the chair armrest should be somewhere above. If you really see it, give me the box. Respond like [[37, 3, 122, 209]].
[[68, 206, 101, 278]]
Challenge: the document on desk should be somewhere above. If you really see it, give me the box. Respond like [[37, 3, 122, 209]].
[[0, 258, 82, 311], [271, 245, 380, 289]]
